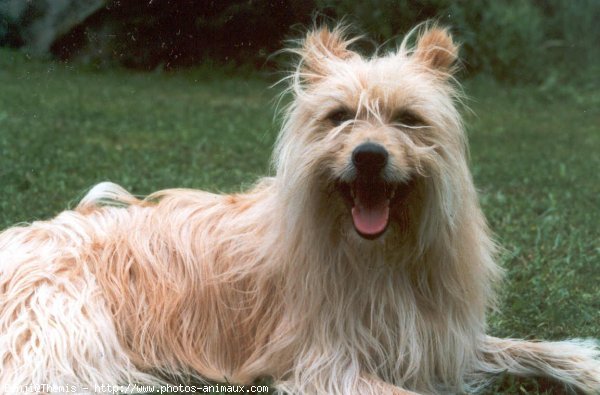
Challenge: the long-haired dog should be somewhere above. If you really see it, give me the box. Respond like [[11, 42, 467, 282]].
[[1, 25, 599, 394]]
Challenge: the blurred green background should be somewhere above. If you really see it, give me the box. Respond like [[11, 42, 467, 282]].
[[0, 1, 598, 394], [2, 0, 598, 82]]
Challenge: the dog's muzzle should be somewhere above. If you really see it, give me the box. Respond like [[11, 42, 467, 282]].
[[337, 143, 411, 240]]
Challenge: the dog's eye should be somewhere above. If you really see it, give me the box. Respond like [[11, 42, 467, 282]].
[[392, 110, 425, 128], [326, 108, 354, 126]]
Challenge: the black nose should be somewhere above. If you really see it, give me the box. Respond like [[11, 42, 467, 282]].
[[352, 142, 388, 174]]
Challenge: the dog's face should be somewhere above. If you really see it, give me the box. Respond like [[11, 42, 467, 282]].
[[277, 26, 466, 242]]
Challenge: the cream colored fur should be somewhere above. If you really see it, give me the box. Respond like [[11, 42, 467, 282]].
[[1, 24, 599, 394]]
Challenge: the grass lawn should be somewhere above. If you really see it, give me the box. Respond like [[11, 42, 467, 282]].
[[0, 49, 598, 394]]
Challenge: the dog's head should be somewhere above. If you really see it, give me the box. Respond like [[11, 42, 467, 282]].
[[275, 24, 468, 243]]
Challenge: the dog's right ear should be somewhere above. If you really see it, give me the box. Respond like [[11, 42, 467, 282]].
[[298, 26, 357, 83]]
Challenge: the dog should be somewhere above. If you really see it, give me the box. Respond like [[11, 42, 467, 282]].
[[1, 24, 599, 394]]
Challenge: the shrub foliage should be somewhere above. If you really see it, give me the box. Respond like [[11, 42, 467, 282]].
[[45, 0, 600, 82]]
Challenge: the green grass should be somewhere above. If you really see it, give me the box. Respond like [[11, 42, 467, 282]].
[[0, 50, 277, 226], [0, 48, 598, 394]]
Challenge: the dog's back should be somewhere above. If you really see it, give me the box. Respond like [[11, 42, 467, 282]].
[[0, 181, 283, 388]]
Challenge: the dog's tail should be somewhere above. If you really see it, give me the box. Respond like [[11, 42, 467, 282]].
[[78, 181, 140, 210], [476, 335, 600, 393]]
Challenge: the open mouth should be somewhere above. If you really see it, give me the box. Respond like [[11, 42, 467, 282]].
[[338, 178, 412, 240]]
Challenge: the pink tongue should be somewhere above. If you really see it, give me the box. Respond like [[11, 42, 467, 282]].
[[351, 199, 390, 236]]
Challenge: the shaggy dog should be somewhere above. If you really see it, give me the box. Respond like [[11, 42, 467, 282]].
[[1, 25, 599, 394]]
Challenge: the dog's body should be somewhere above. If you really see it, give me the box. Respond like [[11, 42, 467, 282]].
[[1, 26, 599, 394]]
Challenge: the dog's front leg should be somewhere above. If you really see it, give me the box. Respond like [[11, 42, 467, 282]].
[[358, 373, 421, 395]]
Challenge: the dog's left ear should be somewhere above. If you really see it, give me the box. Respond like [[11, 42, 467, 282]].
[[299, 26, 357, 82], [413, 27, 458, 74]]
